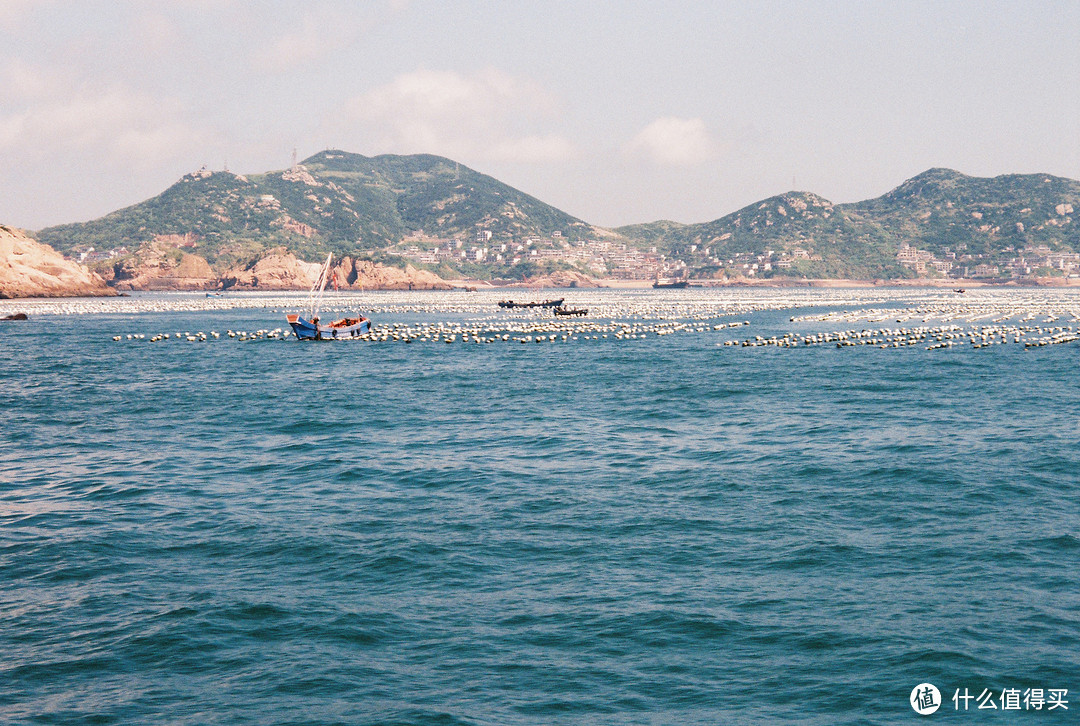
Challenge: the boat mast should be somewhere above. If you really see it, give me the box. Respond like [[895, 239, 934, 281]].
[[309, 252, 333, 318]]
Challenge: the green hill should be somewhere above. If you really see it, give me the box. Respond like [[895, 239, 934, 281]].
[[38, 151, 589, 269], [35, 157, 1080, 280], [624, 169, 1080, 278], [845, 168, 1080, 257]]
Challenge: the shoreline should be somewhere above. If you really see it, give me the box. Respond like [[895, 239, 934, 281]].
[[2, 277, 1079, 301], [549, 277, 1080, 290]]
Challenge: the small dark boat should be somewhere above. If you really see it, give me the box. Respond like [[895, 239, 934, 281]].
[[953, 288, 966, 294], [554, 307, 587, 316], [498, 298, 565, 309], [653, 280, 689, 289], [1, 312, 28, 321]]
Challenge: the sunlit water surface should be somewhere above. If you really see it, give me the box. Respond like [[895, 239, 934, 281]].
[[2, 289, 1078, 725]]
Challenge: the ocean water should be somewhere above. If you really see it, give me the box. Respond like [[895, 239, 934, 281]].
[[1, 289, 1078, 725]]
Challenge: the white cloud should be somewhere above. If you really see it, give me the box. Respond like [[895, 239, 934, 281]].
[[0, 59, 55, 100], [0, 77, 205, 168], [254, 12, 345, 72], [252, 2, 411, 73], [625, 116, 718, 166], [0, 0, 50, 29], [131, 11, 183, 57], [337, 68, 575, 164]]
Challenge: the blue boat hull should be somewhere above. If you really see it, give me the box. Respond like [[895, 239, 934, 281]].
[[287, 314, 371, 340]]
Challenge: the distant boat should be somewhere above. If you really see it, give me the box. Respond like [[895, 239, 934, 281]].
[[953, 288, 966, 294], [206, 292, 223, 297], [286, 253, 371, 340], [653, 279, 689, 289], [498, 298, 565, 308], [554, 306, 587, 316]]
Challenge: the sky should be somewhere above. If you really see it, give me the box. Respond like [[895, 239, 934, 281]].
[[2, 0, 1080, 231]]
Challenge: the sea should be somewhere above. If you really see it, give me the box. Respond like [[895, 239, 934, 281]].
[[1, 288, 1077, 725]]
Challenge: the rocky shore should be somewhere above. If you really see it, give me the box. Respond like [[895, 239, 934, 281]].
[[4, 224, 1075, 298], [96, 244, 454, 292], [0, 225, 114, 299], [218, 250, 454, 291]]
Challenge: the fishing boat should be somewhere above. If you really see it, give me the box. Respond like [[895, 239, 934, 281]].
[[554, 306, 587, 316], [286, 253, 371, 340], [497, 298, 565, 309], [653, 279, 689, 289]]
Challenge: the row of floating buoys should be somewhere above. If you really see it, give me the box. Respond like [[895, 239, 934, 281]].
[[790, 293, 1080, 327], [0, 287, 933, 321], [344, 318, 747, 344], [13, 287, 1080, 332], [113, 328, 291, 342], [722, 323, 1077, 351], [108, 315, 1080, 352], [1024, 330, 1080, 348], [109, 318, 754, 346], [72, 287, 1076, 350]]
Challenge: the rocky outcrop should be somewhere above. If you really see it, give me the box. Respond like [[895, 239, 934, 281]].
[[332, 256, 453, 290], [220, 249, 322, 290], [220, 251, 453, 290], [30, 236, 454, 292], [0, 225, 114, 298], [108, 247, 219, 291]]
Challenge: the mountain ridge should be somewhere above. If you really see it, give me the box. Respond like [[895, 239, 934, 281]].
[[34, 155, 1080, 281]]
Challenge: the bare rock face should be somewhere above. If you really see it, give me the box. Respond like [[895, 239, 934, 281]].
[[0, 225, 114, 298], [221, 249, 321, 290], [342, 257, 453, 290], [165, 248, 455, 291], [110, 249, 219, 291]]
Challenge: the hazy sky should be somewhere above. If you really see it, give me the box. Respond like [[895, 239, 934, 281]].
[[3, 0, 1080, 230]]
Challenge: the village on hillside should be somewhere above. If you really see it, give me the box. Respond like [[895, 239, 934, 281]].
[[392, 231, 1080, 282], [66, 231, 1080, 284]]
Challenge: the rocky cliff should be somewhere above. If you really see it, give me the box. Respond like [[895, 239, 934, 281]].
[[220, 249, 322, 290], [0, 225, 114, 298], [331, 256, 453, 290], [220, 250, 453, 290], [105, 241, 219, 291]]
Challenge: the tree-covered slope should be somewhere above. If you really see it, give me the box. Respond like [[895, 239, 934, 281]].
[[33, 156, 1080, 279], [38, 151, 589, 267], [843, 168, 1080, 256], [622, 170, 1080, 277], [298, 151, 587, 240], [37, 169, 297, 265]]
